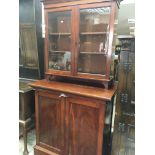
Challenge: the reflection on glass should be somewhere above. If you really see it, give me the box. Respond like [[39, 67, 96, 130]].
[[48, 11, 71, 71], [80, 7, 110, 33], [48, 11, 71, 33], [78, 7, 111, 75], [49, 52, 71, 71]]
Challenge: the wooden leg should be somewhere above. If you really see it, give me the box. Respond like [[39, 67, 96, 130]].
[[23, 122, 28, 155], [19, 118, 31, 155]]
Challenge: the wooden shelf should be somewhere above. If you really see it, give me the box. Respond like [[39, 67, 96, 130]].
[[49, 50, 71, 53], [80, 52, 106, 55], [49, 33, 71, 36], [80, 32, 107, 35]]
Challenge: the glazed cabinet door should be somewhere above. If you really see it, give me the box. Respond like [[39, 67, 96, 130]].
[[35, 91, 65, 155], [66, 96, 106, 155], [45, 7, 75, 76], [76, 3, 114, 79]]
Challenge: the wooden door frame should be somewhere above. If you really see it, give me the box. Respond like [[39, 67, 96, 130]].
[[44, 6, 76, 77], [105, 2, 117, 78]]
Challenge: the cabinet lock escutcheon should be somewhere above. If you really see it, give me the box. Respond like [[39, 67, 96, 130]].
[[59, 93, 68, 98]]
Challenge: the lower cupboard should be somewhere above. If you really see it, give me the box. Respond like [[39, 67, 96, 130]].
[[33, 89, 114, 155]]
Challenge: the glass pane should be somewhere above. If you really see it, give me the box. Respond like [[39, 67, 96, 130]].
[[49, 52, 71, 71], [48, 11, 72, 71], [78, 54, 106, 74], [78, 7, 111, 75]]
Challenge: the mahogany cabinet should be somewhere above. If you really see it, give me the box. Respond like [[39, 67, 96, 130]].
[[43, 0, 119, 86], [29, 1, 119, 155], [19, 1, 44, 154], [30, 80, 116, 155]]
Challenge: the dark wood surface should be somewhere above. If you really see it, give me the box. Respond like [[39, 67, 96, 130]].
[[19, 79, 35, 120], [19, 24, 39, 69], [115, 38, 135, 121], [19, 79, 36, 155], [19, 0, 44, 79], [45, 70, 112, 83], [19, 91, 35, 120], [34, 87, 110, 155], [37, 91, 64, 154], [29, 79, 116, 101], [66, 97, 106, 155]]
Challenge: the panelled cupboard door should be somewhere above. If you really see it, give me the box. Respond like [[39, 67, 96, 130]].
[[66, 97, 106, 155], [36, 91, 65, 155]]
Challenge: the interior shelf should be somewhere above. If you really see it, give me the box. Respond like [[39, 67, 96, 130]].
[[49, 33, 71, 35], [49, 50, 71, 53], [80, 32, 107, 35], [80, 52, 106, 55]]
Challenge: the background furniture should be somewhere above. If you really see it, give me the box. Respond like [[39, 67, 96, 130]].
[[19, 0, 44, 79], [19, 79, 35, 155], [114, 36, 135, 134], [19, 0, 44, 154], [30, 0, 120, 155]]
